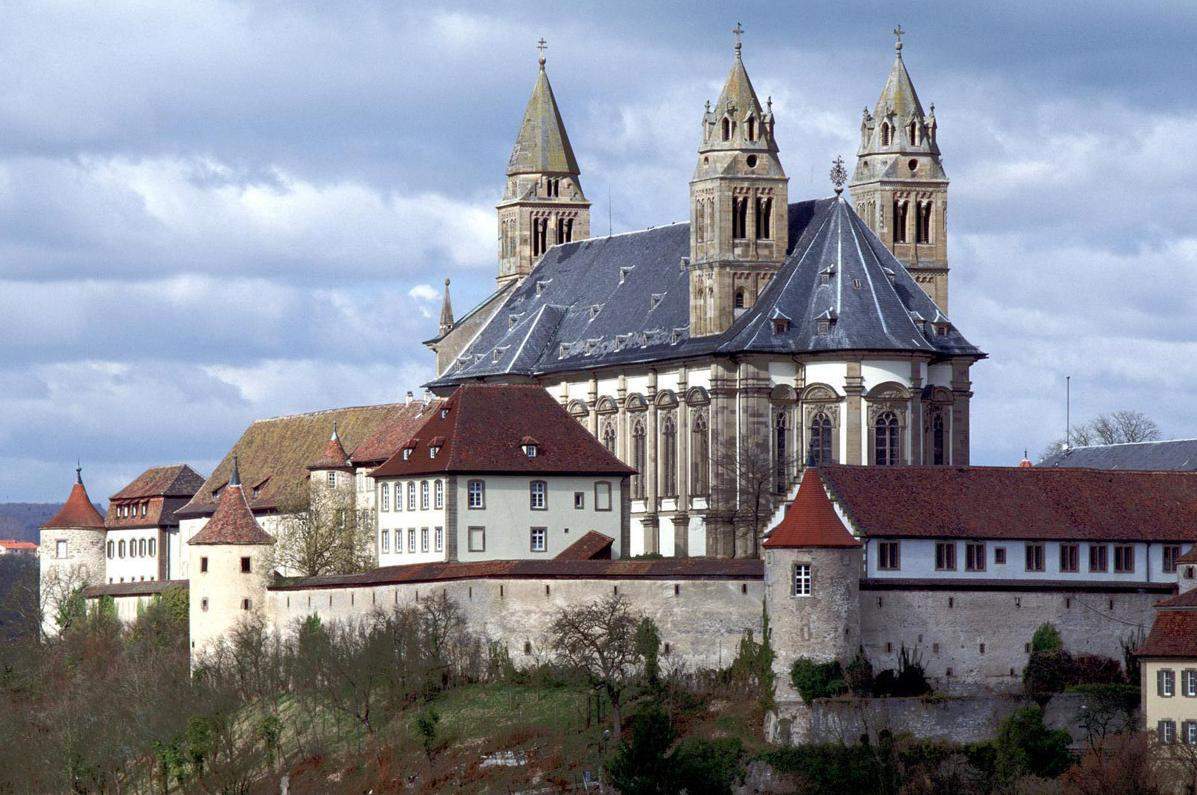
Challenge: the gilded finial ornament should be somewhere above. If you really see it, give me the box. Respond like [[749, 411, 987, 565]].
[[830, 156, 848, 195], [537, 37, 547, 67]]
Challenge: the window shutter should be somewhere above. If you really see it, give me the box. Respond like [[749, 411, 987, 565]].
[[1159, 669, 1168, 696], [1159, 721, 1168, 743]]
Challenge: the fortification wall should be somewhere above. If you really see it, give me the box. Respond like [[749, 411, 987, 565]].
[[859, 586, 1160, 694], [265, 575, 764, 671]]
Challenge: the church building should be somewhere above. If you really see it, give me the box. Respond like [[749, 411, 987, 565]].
[[427, 28, 984, 558]]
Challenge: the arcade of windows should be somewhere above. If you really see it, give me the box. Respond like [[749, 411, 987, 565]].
[[378, 479, 445, 512], [107, 537, 156, 560], [892, 199, 934, 245]]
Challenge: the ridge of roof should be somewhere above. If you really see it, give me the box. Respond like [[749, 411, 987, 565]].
[[110, 464, 206, 500]]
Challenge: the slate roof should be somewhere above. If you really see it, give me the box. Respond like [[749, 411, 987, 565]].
[[269, 557, 763, 590], [763, 469, 861, 549], [43, 476, 105, 530], [430, 198, 981, 387], [1040, 439, 1197, 472], [818, 465, 1197, 542], [371, 384, 635, 478]]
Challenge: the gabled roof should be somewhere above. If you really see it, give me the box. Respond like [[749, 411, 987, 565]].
[[110, 465, 205, 500], [763, 469, 861, 549], [430, 199, 981, 388], [819, 465, 1197, 542], [0, 539, 37, 551], [371, 384, 635, 478], [178, 403, 407, 518], [506, 61, 579, 176], [347, 400, 440, 466], [1040, 439, 1197, 472], [1136, 610, 1197, 659], [42, 472, 105, 530], [556, 531, 615, 560], [188, 463, 274, 546]]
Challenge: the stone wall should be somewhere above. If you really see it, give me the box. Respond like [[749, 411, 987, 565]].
[[264, 575, 764, 672]]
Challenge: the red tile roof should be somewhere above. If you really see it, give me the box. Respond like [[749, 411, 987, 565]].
[[42, 476, 105, 529], [270, 557, 762, 590], [1137, 609, 1197, 659], [819, 465, 1197, 542], [83, 579, 187, 598], [0, 539, 38, 551], [110, 464, 205, 500], [188, 470, 275, 546], [763, 469, 861, 549], [371, 384, 635, 478], [1155, 589, 1197, 609], [308, 426, 351, 470], [556, 531, 614, 560], [349, 400, 441, 466]]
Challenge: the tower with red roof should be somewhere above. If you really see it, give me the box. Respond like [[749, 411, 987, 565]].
[[38, 466, 107, 636]]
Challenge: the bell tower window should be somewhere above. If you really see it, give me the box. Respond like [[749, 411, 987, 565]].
[[556, 216, 574, 244], [732, 198, 748, 239], [721, 117, 731, 141], [893, 201, 908, 244], [533, 217, 548, 256], [907, 121, 917, 145], [755, 197, 772, 240], [880, 122, 891, 146], [747, 116, 756, 141], [916, 202, 931, 243], [734, 288, 746, 310]]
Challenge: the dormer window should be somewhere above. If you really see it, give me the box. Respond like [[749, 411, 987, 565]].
[[522, 441, 539, 458], [935, 323, 950, 337], [402, 449, 412, 461], [440, 408, 449, 419], [429, 446, 440, 459], [772, 318, 790, 334]]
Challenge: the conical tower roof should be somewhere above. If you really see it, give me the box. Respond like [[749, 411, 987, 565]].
[[189, 457, 274, 546], [715, 45, 765, 124], [763, 468, 860, 549], [42, 467, 105, 529], [439, 278, 455, 336], [308, 422, 352, 470], [506, 54, 580, 177], [873, 44, 926, 121]]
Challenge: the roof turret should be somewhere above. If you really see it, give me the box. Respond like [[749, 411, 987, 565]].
[[42, 467, 105, 529], [763, 469, 861, 549], [188, 456, 274, 546], [308, 422, 352, 470]]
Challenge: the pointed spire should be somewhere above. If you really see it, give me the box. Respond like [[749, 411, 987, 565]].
[[309, 422, 351, 470], [229, 454, 241, 486], [439, 278, 454, 337], [506, 41, 580, 177], [188, 459, 273, 546], [873, 26, 926, 122], [43, 467, 105, 529]]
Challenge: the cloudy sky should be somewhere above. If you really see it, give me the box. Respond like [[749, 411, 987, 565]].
[[2, 1, 1195, 502]]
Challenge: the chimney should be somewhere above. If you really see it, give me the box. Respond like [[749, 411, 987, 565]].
[[405, 391, 414, 405]]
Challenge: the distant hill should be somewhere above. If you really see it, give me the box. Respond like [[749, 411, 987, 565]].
[[0, 503, 63, 543]]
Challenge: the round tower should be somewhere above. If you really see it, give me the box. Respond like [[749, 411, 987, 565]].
[[187, 456, 275, 665], [38, 466, 107, 636], [762, 468, 862, 698], [1176, 547, 1197, 595]]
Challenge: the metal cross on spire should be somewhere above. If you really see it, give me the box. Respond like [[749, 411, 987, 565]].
[[830, 156, 848, 196], [537, 37, 547, 67], [893, 25, 905, 53], [732, 22, 744, 56]]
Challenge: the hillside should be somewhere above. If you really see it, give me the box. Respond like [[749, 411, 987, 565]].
[[0, 502, 84, 543]]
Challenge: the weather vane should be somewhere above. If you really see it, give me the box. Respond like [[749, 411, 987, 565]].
[[830, 156, 848, 195], [537, 37, 547, 66]]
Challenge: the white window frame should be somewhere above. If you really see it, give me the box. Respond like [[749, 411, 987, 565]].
[[1160, 668, 1176, 698], [394, 482, 403, 511], [468, 525, 486, 552], [380, 483, 390, 512], [1185, 669, 1197, 697], [421, 527, 429, 553], [1160, 719, 1177, 745], [434, 479, 444, 509], [408, 528, 416, 553], [407, 482, 415, 511], [1186, 720, 1197, 745], [435, 526, 443, 552], [468, 479, 485, 509], [793, 562, 812, 597], [530, 480, 547, 510], [56, 540, 67, 559], [595, 481, 612, 511], [530, 526, 547, 553], [420, 481, 430, 510], [381, 529, 390, 553], [326, 471, 337, 487]]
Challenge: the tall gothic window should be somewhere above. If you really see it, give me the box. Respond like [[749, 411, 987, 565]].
[[808, 412, 833, 466], [691, 411, 709, 496], [774, 411, 789, 493], [732, 198, 748, 239], [661, 414, 677, 498], [932, 413, 946, 465], [916, 202, 932, 243], [557, 216, 574, 244], [631, 418, 647, 499], [907, 121, 917, 145], [705, 200, 714, 242], [721, 117, 731, 141], [533, 217, 548, 256], [746, 115, 756, 141], [880, 122, 891, 146], [875, 411, 900, 466], [893, 201, 908, 244], [755, 196, 772, 240], [601, 418, 617, 453]]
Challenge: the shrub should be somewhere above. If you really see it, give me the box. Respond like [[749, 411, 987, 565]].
[[789, 658, 845, 704], [843, 647, 875, 697], [1071, 654, 1123, 685], [892, 644, 932, 697], [605, 702, 676, 794], [671, 737, 744, 795], [993, 706, 1072, 784], [1031, 623, 1063, 654], [1024, 649, 1075, 699], [634, 617, 661, 686]]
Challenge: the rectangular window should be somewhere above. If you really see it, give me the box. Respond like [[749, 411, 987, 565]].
[[530, 480, 547, 510], [1159, 720, 1177, 745], [326, 471, 336, 487], [420, 481, 429, 510], [380, 484, 389, 512], [1114, 544, 1135, 573], [1089, 544, 1108, 572], [1165, 545, 1182, 574], [994, 547, 1007, 565], [421, 528, 429, 553], [468, 526, 486, 552], [394, 483, 403, 511], [241, 598, 251, 611], [1060, 543, 1079, 573], [935, 542, 956, 571], [200, 556, 209, 573], [965, 542, 986, 572], [434, 480, 444, 510], [435, 526, 443, 552], [1186, 720, 1197, 745], [1160, 668, 1176, 697], [407, 528, 416, 553], [240, 557, 251, 573], [407, 482, 416, 511], [55, 540, 67, 559], [574, 491, 585, 509], [381, 529, 389, 553], [468, 480, 485, 509], [595, 481, 612, 511], [201, 597, 209, 612], [1184, 669, 1197, 697], [530, 527, 547, 552], [878, 541, 900, 571], [1025, 543, 1045, 572], [793, 562, 812, 596]]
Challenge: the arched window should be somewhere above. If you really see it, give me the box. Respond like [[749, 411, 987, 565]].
[[755, 196, 772, 240], [907, 121, 917, 145], [875, 411, 900, 466], [808, 412, 833, 466], [746, 115, 756, 141], [932, 413, 946, 465], [380, 483, 390, 511], [691, 411, 709, 496], [420, 480, 430, 510], [721, 117, 731, 141], [774, 411, 789, 493], [916, 202, 932, 243], [139, 539, 146, 557], [434, 479, 444, 509], [893, 201, 908, 244], [631, 418, 647, 499], [394, 482, 403, 511], [107, 540, 113, 559], [149, 538, 156, 557], [407, 481, 416, 511], [734, 288, 746, 309], [661, 414, 677, 498], [601, 418, 617, 453], [118, 540, 126, 558], [881, 122, 891, 146], [732, 197, 748, 239]]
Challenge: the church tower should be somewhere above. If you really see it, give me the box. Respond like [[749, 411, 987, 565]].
[[689, 24, 789, 337], [496, 41, 590, 288], [849, 28, 950, 311]]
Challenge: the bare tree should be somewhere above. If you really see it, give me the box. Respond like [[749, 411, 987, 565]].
[[269, 489, 375, 577], [1042, 410, 1162, 459], [548, 593, 642, 736], [710, 440, 797, 558]]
